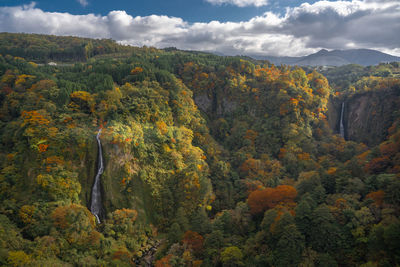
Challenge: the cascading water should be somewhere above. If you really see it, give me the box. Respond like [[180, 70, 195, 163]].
[[91, 128, 104, 224], [339, 102, 345, 139]]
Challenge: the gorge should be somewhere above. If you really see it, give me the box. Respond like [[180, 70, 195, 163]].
[[0, 33, 400, 267]]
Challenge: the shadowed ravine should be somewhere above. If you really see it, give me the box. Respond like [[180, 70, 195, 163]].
[[90, 128, 104, 223]]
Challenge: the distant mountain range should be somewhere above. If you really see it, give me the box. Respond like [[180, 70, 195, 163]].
[[252, 49, 400, 66]]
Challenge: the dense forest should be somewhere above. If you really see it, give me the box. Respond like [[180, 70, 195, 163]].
[[0, 33, 399, 266]]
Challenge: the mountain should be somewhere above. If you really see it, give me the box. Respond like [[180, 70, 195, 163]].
[[256, 48, 400, 66], [1, 33, 400, 266]]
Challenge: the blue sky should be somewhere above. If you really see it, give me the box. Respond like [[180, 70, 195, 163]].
[[0, 0, 399, 56], [0, 0, 321, 22]]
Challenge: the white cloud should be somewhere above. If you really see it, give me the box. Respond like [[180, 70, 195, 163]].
[[204, 0, 268, 7], [77, 0, 89, 7], [0, 0, 399, 56]]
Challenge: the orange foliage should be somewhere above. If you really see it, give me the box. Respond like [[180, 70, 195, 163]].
[[38, 144, 49, 153], [130, 66, 143, 75], [380, 141, 398, 157], [7, 153, 15, 161], [356, 150, 370, 162], [155, 255, 172, 267], [182, 231, 204, 252], [366, 190, 385, 207], [21, 110, 50, 126], [365, 156, 390, 173], [239, 158, 265, 180], [45, 156, 64, 166], [112, 250, 132, 262], [254, 66, 281, 82], [244, 129, 258, 145], [193, 260, 203, 267], [51, 204, 95, 230], [326, 167, 337, 175], [111, 209, 138, 225], [247, 185, 297, 214], [51, 206, 69, 230], [297, 152, 310, 161], [278, 148, 287, 159], [334, 198, 348, 210], [289, 98, 299, 106]]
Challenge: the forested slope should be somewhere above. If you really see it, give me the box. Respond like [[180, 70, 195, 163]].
[[0, 33, 399, 266]]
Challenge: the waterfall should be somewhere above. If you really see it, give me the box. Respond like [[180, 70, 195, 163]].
[[91, 128, 104, 224], [339, 102, 345, 138]]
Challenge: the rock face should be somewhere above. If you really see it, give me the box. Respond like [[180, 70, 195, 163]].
[[100, 142, 154, 222], [194, 93, 238, 117], [327, 91, 400, 146], [78, 137, 154, 223], [345, 92, 398, 146], [327, 96, 341, 136]]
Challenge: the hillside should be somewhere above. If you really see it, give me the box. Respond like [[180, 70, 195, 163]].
[[259, 48, 400, 66], [0, 33, 400, 266]]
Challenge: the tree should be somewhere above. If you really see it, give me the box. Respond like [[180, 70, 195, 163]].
[[274, 224, 305, 267], [295, 196, 314, 241], [309, 205, 343, 253], [247, 185, 297, 214], [221, 246, 243, 266]]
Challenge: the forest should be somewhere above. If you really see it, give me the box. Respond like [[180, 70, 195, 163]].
[[0, 33, 399, 266]]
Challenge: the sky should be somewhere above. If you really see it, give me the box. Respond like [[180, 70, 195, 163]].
[[0, 0, 399, 57]]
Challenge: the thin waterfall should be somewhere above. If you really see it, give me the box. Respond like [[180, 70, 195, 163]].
[[339, 102, 345, 138], [91, 128, 104, 223]]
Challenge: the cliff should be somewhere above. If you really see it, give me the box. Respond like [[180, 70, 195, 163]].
[[327, 90, 400, 146]]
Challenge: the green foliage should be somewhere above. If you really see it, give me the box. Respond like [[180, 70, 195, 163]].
[[0, 33, 399, 266], [221, 246, 243, 266]]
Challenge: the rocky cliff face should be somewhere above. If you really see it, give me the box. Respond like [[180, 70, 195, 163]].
[[77, 137, 154, 223], [345, 91, 399, 146], [194, 93, 238, 117], [327, 91, 399, 146], [100, 142, 154, 223]]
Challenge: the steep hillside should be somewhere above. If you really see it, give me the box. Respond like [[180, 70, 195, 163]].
[[0, 33, 400, 267]]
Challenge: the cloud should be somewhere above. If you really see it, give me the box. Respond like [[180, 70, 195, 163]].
[[0, 0, 399, 56], [204, 0, 268, 7], [77, 0, 89, 7]]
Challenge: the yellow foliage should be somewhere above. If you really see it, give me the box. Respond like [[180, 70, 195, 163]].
[[163, 144, 172, 153], [47, 127, 59, 137], [70, 91, 93, 102], [8, 251, 32, 267], [21, 110, 50, 126], [15, 74, 34, 86], [36, 174, 49, 187], [156, 121, 168, 135], [19, 205, 36, 224], [28, 62, 38, 68]]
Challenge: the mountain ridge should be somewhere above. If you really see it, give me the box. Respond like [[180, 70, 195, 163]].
[[252, 48, 400, 66]]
